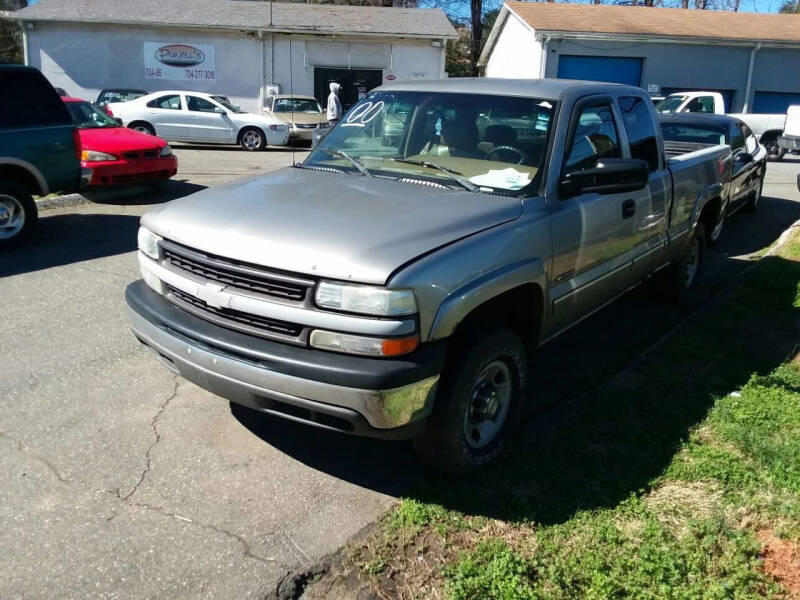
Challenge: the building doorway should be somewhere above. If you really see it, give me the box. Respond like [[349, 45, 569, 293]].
[[314, 67, 383, 113]]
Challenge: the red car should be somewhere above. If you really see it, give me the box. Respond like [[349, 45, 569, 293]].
[[63, 97, 178, 188]]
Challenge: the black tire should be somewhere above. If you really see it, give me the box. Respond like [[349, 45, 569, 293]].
[[412, 328, 527, 476], [764, 137, 786, 162], [706, 204, 726, 247], [657, 222, 705, 302], [744, 178, 764, 213], [0, 181, 37, 250], [239, 127, 266, 151], [129, 121, 155, 136]]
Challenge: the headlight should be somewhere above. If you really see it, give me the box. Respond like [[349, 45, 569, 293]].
[[315, 281, 417, 316], [319, 123, 330, 129], [159, 145, 173, 157], [268, 124, 288, 131], [310, 330, 419, 357], [137, 226, 162, 260], [81, 150, 117, 162]]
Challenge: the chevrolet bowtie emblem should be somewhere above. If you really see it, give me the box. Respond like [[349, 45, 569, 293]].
[[196, 282, 229, 309]]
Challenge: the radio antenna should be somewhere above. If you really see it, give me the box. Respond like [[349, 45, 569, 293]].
[[290, 33, 295, 167]]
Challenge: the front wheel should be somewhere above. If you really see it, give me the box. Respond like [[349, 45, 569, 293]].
[[657, 222, 705, 302], [707, 205, 726, 246], [240, 128, 266, 151], [0, 181, 37, 250], [744, 178, 763, 213], [413, 329, 527, 476]]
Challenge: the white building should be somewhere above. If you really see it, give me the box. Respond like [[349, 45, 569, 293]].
[[11, 0, 456, 112], [480, 2, 800, 114]]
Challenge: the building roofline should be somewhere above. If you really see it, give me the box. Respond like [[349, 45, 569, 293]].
[[7, 14, 457, 40], [534, 29, 800, 49]]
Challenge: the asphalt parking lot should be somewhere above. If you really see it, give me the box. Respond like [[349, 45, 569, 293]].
[[1, 148, 799, 599]]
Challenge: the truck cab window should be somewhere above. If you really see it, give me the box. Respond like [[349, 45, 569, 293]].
[[564, 104, 621, 173], [619, 96, 659, 171], [685, 96, 714, 113], [730, 125, 745, 152]]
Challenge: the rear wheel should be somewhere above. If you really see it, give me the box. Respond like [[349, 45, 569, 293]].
[[658, 222, 705, 302], [764, 137, 786, 162], [413, 328, 527, 476], [0, 181, 37, 250], [240, 128, 266, 151], [130, 121, 155, 136]]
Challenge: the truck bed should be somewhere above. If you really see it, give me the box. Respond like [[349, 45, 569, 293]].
[[663, 140, 718, 157]]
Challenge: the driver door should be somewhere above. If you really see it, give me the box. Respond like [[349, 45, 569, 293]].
[[548, 99, 638, 331], [184, 95, 235, 143]]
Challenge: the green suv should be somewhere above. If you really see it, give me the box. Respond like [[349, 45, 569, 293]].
[[0, 66, 80, 248]]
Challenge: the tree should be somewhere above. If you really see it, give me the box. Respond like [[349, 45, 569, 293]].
[[0, 0, 27, 65], [778, 0, 800, 12]]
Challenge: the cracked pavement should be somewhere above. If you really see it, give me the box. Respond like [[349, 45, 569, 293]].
[[0, 147, 418, 599], [1, 148, 799, 599]]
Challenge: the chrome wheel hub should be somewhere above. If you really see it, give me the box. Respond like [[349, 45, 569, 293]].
[[242, 131, 262, 150], [0, 195, 25, 239], [464, 360, 512, 449]]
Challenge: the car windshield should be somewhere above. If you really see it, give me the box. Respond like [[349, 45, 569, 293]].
[[98, 90, 145, 105], [660, 122, 727, 145], [211, 96, 245, 113], [274, 98, 323, 114], [66, 101, 119, 129], [655, 96, 687, 113], [303, 91, 554, 194]]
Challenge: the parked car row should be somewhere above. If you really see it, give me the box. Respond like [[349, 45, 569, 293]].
[[655, 90, 797, 162]]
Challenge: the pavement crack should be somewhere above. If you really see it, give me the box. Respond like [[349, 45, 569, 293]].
[[122, 376, 179, 501], [125, 498, 277, 566], [0, 432, 69, 483]]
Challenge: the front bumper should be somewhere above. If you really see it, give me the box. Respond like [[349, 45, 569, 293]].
[[778, 135, 800, 150], [125, 281, 444, 439], [82, 155, 178, 187]]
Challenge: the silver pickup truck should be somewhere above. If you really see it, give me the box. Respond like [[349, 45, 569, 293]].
[[126, 79, 731, 474]]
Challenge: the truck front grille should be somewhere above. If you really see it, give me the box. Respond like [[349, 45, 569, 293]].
[[166, 285, 305, 343], [161, 239, 313, 303]]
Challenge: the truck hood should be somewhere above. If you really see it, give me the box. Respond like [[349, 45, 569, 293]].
[[141, 167, 522, 284]]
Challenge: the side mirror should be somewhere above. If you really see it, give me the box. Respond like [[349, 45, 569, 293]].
[[561, 158, 649, 197], [735, 152, 754, 164], [114, 118, 123, 126], [213, 107, 225, 114]]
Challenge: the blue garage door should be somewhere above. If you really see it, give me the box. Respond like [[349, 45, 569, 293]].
[[557, 55, 643, 87], [753, 91, 800, 114], [661, 88, 734, 113]]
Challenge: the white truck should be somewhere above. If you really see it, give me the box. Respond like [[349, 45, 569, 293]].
[[655, 91, 788, 161]]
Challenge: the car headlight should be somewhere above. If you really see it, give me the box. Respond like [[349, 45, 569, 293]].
[[310, 330, 419, 357], [268, 124, 288, 131], [319, 123, 330, 129], [159, 145, 173, 157], [81, 150, 117, 162], [137, 226, 162, 260], [315, 281, 417, 316]]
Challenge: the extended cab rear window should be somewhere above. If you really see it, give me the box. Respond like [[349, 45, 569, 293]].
[[0, 69, 72, 128]]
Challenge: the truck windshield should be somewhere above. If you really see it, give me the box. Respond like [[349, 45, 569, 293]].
[[655, 96, 687, 114], [304, 91, 554, 194]]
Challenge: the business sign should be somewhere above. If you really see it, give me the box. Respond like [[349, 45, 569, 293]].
[[144, 42, 216, 81]]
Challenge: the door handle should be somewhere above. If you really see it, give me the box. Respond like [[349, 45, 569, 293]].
[[621, 199, 636, 219]]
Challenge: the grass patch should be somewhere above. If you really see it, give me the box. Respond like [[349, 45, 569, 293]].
[[309, 232, 800, 599]]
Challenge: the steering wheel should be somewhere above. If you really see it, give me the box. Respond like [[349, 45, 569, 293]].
[[484, 145, 529, 165]]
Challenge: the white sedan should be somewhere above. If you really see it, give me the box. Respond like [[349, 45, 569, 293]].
[[108, 91, 289, 150]]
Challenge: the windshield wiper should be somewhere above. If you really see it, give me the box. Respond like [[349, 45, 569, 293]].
[[391, 158, 478, 192], [320, 149, 372, 177]]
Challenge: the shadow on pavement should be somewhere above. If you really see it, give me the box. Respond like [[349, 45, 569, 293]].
[[232, 194, 800, 518], [87, 180, 206, 206], [171, 144, 298, 153]]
